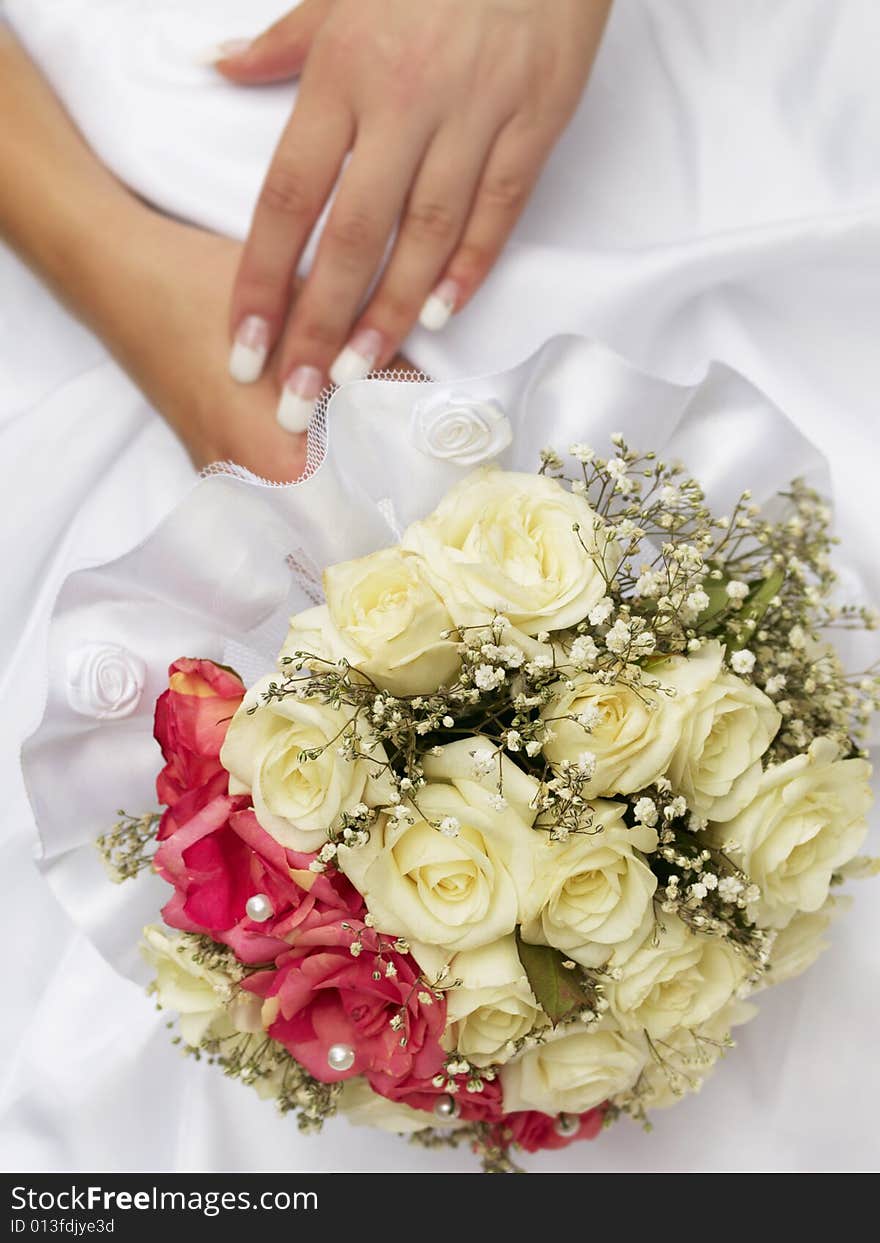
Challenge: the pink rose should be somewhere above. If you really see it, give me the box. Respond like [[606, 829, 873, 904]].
[[494, 1107, 605, 1153], [156, 806, 364, 966], [245, 930, 446, 1085], [369, 1070, 504, 1124], [155, 770, 231, 842], [154, 658, 244, 826]]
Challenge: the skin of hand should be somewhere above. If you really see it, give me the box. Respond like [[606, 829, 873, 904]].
[[107, 223, 314, 480], [111, 221, 416, 476], [0, 28, 420, 481], [215, 0, 612, 431]]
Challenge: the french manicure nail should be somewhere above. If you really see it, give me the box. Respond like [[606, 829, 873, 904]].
[[329, 328, 384, 387], [198, 37, 252, 66], [277, 366, 323, 433], [229, 315, 269, 384], [418, 279, 459, 331]]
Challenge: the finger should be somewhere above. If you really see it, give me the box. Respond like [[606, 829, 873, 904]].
[[342, 118, 500, 365], [228, 88, 353, 386], [208, 417, 310, 483], [274, 124, 431, 432], [419, 118, 552, 329], [208, 0, 332, 83], [242, 418, 311, 484]]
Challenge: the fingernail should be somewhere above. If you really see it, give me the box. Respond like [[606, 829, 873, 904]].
[[277, 366, 323, 433], [329, 328, 383, 387], [198, 38, 252, 65], [418, 279, 459, 332], [229, 316, 270, 384]]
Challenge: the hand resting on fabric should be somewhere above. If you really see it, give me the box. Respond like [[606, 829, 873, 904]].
[[0, 28, 418, 482], [213, 0, 612, 432]]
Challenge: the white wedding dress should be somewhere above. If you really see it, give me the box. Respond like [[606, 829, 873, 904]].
[[1, 0, 879, 1173]]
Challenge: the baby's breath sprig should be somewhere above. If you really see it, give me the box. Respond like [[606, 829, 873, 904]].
[[409, 1122, 514, 1167], [543, 440, 734, 657], [199, 1028, 343, 1128], [96, 810, 161, 883], [543, 447, 878, 754], [432, 1053, 497, 1099], [272, 620, 560, 795], [627, 784, 771, 969], [531, 757, 599, 840], [410, 1119, 531, 1174], [469, 1125, 526, 1174], [307, 803, 377, 868], [186, 935, 251, 978], [163, 934, 343, 1129], [615, 1024, 738, 1123]]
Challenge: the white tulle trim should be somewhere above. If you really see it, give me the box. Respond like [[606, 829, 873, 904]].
[[199, 368, 432, 489]]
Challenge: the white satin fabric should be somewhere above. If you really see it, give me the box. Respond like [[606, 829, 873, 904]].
[[2, 0, 879, 1173]]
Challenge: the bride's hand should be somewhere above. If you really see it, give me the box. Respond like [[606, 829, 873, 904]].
[[106, 220, 309, 480], [106, 217, 418, 479], [213, 0, 611, 430]]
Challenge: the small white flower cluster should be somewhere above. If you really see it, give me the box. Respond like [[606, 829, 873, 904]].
[[431, 1054, 497, 1099], [310, 802, 377, 868]]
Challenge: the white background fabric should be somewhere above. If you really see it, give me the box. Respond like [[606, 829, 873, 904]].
[[1, 0, 879, 1172]]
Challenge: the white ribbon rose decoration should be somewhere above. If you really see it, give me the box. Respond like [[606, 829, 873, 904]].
[[66, 641, 146, 719], [411, 395, 513, 466]]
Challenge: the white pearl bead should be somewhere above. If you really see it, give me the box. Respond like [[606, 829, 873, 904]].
[[554, 1112, 580, 1137], [433, 1094, 460, 1120], [326, 1043, 356, 1072], [245, 894, 274, 923]]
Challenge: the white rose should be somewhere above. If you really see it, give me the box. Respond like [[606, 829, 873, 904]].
[[765, 896, 850, 985], [520, 802, 658, 967], [337, 738, 541, 952], [142, 927, 262, 1047], [635, 999, 756, 1109], [338, 1078, 462, 1133], [609, 916, 747, 1039], [664, 641, 781, 821], [280, 547, 460, 696], [501, 1024, 647, 1115], [278, 604, 333, 673], [720, 737, 872, 928], [220, 674, 392, 852], [411, 394, 513, 467], [402, 468, 621, 636], [436, 936, 546, 1067], [541, 651, 717, 796]]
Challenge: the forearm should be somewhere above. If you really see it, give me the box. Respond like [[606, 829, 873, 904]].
[[0, 28, 159, 340], [0, 27, 415, 479]]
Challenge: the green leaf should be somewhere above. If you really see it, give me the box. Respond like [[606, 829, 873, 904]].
[[695, 580, 734, 629], [515, 929, 591, 1026], [746, 567, 785, 619], [640, 653, 671, 672], [727, 567, 785, 651]]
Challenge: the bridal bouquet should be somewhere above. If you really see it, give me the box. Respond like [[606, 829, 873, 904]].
[[98, 437, 879, 1171]]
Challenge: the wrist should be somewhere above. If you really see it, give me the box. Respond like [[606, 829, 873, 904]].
[[45, 186, 160, 342]]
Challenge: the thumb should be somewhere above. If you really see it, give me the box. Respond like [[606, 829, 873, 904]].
[[210, 0, 333, 84]]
